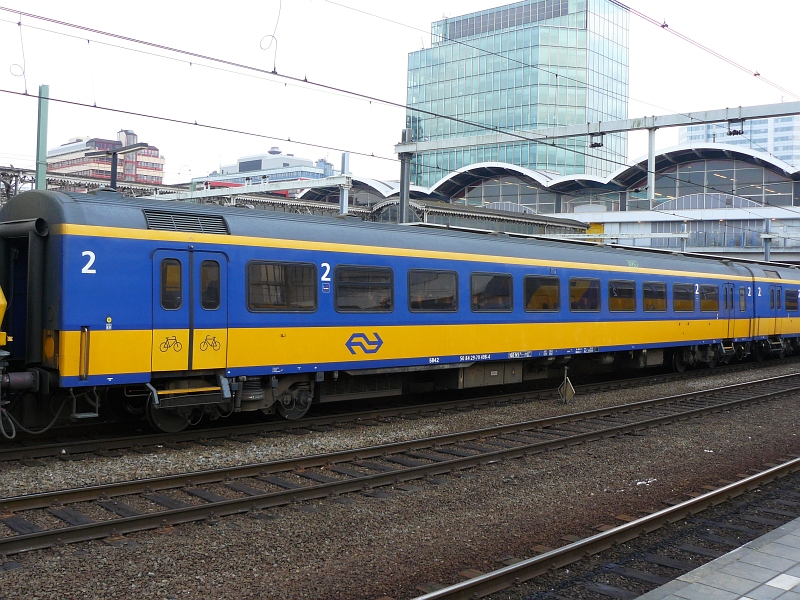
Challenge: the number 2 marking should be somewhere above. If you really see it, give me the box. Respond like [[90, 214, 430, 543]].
[[81, 251, 96, 274], [320, 262, 331, 282]]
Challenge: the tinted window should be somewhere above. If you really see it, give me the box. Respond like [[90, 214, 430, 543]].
[[673, 283, 695, 312], [786, 290, 799, 312], [335, 266, 393, 312], [569, 278, 600, 311], [200, 260, 220, 310], [248, 262, 316, 311], [777, 288, 782, 310], [699, 285, 719, 312], [160, 258, 182, 310], [643, 282, 666, 312], [471, 273, 512, 311], [409, 270, 457, 311], [524, 276, 559, 312], [739, 287, 747, 311], [770, 288, 775, 310], [608, 280, 635, 312]]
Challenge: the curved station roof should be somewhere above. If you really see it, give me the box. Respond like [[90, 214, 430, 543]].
[[300, 144, 799, 203]]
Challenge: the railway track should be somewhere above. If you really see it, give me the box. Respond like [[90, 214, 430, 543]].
[[413, 457, 800, 600], [2, 356, 793, 464], [1, 372, 799, 557]]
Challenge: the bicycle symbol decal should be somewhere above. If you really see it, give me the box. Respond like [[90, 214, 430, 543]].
[[199, 335, 221, 352], [159, 336, 183, 353]]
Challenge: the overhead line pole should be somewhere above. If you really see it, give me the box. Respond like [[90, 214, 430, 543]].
[[34, 85, 49, 191]]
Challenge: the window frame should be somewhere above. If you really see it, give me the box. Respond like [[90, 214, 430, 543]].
[[246, 260, 318, 313], [786, 289, 799, 312], [739, 286, 747, 312], [160, 258, 182, 311], [699, 284, 720, 312], [334, 264, 394, 313], [608, 279, 636, 312], [407, 269, 459, 313], [672, 283, 695, 312], [470, 272, 514, 313], [523, 275, 560, 312], [199, 260, 221, 311], [643, 281, 667, 312], [568, 277, 601, 312]]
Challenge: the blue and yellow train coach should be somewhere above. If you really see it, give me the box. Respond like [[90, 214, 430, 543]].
[[0, 189, 798, 435]]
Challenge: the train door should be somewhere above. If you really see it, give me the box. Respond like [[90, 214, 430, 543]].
[[773, 284, 782, 336], [722, 283, 735, 338], [152, 250, 228, 372]]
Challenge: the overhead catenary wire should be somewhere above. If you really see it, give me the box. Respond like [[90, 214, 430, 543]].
[[1, 8, 797, 246], [609, 0, 800, 101], [5, 85, 798, 247], [0, 5, 787, 192], [0, 88, 398, 163]]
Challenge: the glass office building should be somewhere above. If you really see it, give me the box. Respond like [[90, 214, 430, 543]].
[[406, 0, 629, 187]]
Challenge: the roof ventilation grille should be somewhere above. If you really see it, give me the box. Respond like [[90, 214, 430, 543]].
[[143, 210, 229, 235]]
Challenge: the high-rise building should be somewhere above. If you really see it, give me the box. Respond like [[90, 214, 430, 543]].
[[679, 116, 800, 167], [47, 130, 165, 184], [406, 0, 629, 187]]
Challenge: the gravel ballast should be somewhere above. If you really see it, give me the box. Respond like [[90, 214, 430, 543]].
[[1, 362, 799, 599]]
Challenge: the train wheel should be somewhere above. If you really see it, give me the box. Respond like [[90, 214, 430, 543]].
[[147, 402, 191, 433], [277, 400, 311, 421], [671, 350, 687, 373], [754, 344, 765, 362]]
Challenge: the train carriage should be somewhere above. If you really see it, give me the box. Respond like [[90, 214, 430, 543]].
[[0, 188, 799, 436]]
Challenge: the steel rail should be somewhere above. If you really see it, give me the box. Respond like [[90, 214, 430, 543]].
[[0, 356, 789, 462], [0, 375, 797, 555], [413, 456, 800, 599]]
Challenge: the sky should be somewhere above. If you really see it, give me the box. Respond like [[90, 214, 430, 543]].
[[0, 0, 796, 184]]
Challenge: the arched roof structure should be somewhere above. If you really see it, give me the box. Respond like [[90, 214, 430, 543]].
[[297, 144, 798, 206]]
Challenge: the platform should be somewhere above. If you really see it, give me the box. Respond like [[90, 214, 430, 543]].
[[637, 516, 800, 600]]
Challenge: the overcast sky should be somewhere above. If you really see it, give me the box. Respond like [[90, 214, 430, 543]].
[[0, 0, 796, 184]]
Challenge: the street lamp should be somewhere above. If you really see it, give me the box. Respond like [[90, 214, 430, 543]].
[[86, 142, 149, 189]]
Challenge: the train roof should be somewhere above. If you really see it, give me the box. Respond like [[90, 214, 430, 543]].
[[3, 189, 798, 279]]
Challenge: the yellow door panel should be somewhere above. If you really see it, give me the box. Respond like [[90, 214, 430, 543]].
[[152, 329, 190, 372], [192, 329, 227, 370]]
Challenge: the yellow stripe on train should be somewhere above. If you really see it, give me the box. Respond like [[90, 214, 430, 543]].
[[55, 318, 800, 378]]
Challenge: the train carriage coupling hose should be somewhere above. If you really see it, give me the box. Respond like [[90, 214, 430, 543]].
[[2, 396, 68, 438], [0, 407, 16, 440]]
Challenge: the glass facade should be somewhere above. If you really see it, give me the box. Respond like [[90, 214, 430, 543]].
[[679, 116, 800, 167], [406, 0, 629, 187]]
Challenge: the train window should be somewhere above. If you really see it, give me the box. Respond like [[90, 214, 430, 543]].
[[408, 270, 457, 312], [786, 290, 799, 312], [777, 289, 782, 310], [524, 276, 559, 312], [672, 284, 695, 312], [770, 288, 775, 310], [569, 278, 600, 312], [160, 259, 182, 310], [248, 262, 317, 312], [335, 266, 393, 312], [643, 282, 666, 312], [608, 280, 635, 312], [739, 287, 747, 311], [699, 285, 719, 312], [200, 261, 220, 310], [471, 273, 512, 312]]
